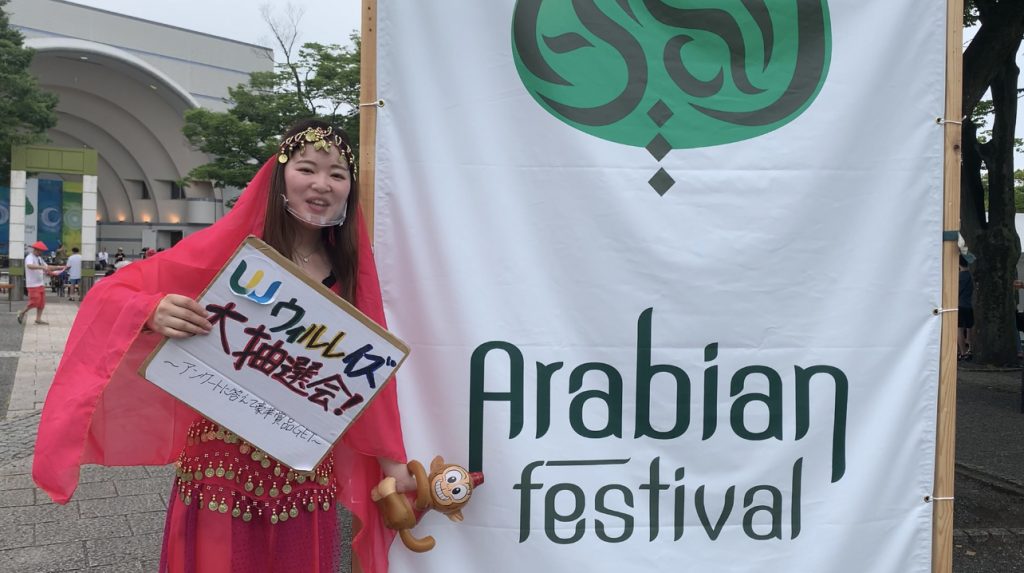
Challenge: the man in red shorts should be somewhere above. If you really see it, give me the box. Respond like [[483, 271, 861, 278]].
[[18, 241, 64, 326]]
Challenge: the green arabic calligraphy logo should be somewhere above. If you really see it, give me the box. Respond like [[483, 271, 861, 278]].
[[512, 0, 832, 195]]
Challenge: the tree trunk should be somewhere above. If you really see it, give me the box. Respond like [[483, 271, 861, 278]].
[[965, 0, 1024, 113], [958, 0, 1024, 365], [960, 121, 986, 250], [970, 55, 1021, 366]]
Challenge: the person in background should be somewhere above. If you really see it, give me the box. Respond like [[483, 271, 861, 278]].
[[1013, 278, 1024, 360], [66, 247, 82, 301], [18, 241, 64, 325], [958, 255, 974, 361], [97, 247, 109, 270], [54, 241, 67, 265], [113, 248, 131, 270]]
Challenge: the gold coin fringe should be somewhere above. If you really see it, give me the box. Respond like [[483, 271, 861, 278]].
[[173, 420, 340, 524]]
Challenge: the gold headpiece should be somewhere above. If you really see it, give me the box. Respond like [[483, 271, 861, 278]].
[[277, 126, 357, 175]]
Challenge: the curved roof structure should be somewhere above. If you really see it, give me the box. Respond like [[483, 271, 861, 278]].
[[26, 38, 205, 223], [8, 0, 272, 237], [27, 37, 200, 111]]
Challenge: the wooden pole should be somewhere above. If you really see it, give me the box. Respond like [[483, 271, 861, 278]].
[[933, 0, 963, 571], [351, 10, 377, 572], [359, 0, 380, 238]]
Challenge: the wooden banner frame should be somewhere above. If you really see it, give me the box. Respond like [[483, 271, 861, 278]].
[[360, 0, 380, 236], [933, 0, 964, 571], [359, 0, 964, 570], [355, 2, 379, 570]]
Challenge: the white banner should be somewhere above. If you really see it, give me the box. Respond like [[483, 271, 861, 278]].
[[376, 2, 945, 571], [143, 237, 409, 471], [24, 177, 37, 249]]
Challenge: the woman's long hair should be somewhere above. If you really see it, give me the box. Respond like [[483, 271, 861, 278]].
[[262, 119, 360, 302]]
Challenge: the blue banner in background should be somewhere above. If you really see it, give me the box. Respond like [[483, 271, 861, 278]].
[[37, 179, 63, 253], [0, 186, 8, 256]]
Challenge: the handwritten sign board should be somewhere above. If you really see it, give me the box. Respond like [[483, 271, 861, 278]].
[[141, 236, 409, 471]]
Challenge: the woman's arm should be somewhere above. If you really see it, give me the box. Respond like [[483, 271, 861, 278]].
[[378, 457, 417, 492], [25, 262, 64, 272]]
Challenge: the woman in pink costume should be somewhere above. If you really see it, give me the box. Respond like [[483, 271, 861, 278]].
[[34, 119, 414, 572]]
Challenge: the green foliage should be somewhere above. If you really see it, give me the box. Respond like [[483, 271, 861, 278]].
[[0, 0, 59, 184], [973, 95, 1024, 216], [183, 33, 361, 190], [981, 170, 1024, 212], [1015, 170, 1024, 212], [965, 0, 979, 26], [973, 97, 1024, 154], [970, 99, 993, 123], [295, 38, 362, 125]]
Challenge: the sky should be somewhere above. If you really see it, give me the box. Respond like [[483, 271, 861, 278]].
[[60, 2, 1024, 172], [66, 0, 361, 52]]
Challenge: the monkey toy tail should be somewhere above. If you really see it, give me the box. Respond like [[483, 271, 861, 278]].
[[399, 529, 436, 553]]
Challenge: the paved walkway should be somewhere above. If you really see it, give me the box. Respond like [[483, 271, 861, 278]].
[[0, 296, 170, 572], [0, 294, 355, 573]]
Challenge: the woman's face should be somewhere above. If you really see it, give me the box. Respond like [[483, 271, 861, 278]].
[[283, 143, 351, 229]]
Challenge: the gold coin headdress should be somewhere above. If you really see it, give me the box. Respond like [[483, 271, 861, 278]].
[[277, 126, 357, 176]]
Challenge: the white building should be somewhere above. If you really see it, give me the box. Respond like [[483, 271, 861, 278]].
[[7, 0, 272, 253]]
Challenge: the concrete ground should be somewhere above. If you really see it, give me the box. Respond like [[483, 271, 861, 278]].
[[0, 293, 1022, 571], [952, 365, 1024, 571], [0, 294, 358, 573], [0, 296, 170, 572]]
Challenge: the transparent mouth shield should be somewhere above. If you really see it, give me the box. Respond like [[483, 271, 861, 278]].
[[282, 195, 348, 227]]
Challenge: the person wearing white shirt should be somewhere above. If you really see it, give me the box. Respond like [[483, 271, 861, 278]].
[[19, 241, 65, 325], [97, 248, 109, 269], [67, 247, 83, 301]]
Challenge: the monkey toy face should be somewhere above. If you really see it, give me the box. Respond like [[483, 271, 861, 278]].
[[425, 456, 484, 523], [431, 466, 474, 510]]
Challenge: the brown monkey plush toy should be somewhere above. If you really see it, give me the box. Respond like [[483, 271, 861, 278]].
[[371, 455, 484, 552]]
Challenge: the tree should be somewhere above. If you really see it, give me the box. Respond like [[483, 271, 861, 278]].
[[182, 3, 361, 196], [1016, 169, 1024, 212], [971, 102, 1024, 211], [0, 0, 59, 184], [960, 0, 1024, 365]]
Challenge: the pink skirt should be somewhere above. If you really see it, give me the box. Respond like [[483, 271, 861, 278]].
[[159, 488, 344, 572]]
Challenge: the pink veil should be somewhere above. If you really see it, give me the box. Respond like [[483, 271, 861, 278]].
[[33, 157, 407, 572]]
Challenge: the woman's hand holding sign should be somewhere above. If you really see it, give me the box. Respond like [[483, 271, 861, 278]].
[[147, 294, 214, 339]]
